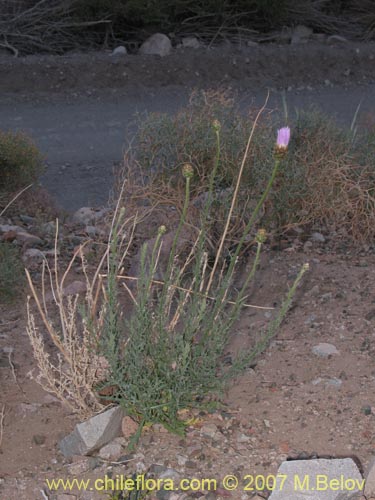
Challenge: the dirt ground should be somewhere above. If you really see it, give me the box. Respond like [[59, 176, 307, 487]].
[[2, 242, 375, 499], [1, 41, 375, 499], [1, 41, 375, 97]]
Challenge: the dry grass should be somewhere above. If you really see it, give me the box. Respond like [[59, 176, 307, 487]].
[[25, 224, 109, 418]]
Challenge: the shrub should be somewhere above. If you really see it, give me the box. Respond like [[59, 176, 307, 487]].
[[124, 91, 375, 242], [0, 130, 44, 191], [0, 242, 24, 302], [26, 112, 307, 433]]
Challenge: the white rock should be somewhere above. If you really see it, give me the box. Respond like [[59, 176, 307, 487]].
[[269, 458, 364, 499], [291, 25, 313, 44], [59, 406, 124, 457], [139, 33, 172, 57], [111, 45, 127, 56], [312, 343, 339, 358], [181, 36, 200, 49]]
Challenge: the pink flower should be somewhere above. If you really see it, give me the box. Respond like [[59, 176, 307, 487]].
[[276, 127, 291, 150]]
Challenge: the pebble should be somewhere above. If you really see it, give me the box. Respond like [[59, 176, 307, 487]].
[[32, 434, 46, 445], [310, 231, 326, 243], [98, 441, 123, 461], [312, 343, 339, 357], [200, 423, 219, 439], [111, 45, 127, 56], [362, 405, 372, 416]]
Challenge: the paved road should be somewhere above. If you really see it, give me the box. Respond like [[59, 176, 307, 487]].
[[2, 83, 375, 210]]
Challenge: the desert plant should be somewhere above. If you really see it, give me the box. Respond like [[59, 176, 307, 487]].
[[0, 130, 44, 191], [25, 108, 307, 431], [95, 119, 307, 434], [25, 233, 108, 418]]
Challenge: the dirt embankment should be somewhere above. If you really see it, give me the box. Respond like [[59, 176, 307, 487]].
[[1, 41, 375, 99]]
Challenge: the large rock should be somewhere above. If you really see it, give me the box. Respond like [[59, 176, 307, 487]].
[[269, 458, 364, 499], [59, 406, 124, 457], [139, 33, 172, 57], [365, 456, 375, 497]]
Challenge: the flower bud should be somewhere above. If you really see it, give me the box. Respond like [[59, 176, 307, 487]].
[[182, 163, 194, 179], [256, 228, 267, 244], [212, 119, 221, 132], [275, 126, 291, 158]]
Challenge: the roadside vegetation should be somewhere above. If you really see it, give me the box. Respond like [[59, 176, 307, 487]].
[[5, 90, 374, 441], [1, 0, 375, 55]]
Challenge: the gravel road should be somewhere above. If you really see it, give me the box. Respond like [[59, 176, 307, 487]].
[[1, 44, 375, 210]]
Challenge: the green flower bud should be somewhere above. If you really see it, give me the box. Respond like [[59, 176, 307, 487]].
[[256, 228, 267, 244], [212, 119, 221, 132], [182, 163, 194, 179]]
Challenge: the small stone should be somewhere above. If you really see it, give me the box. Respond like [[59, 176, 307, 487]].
[[98, 441, 123, 461], [200, 423, 218, 438], [16, 231, 43, 247], [22, 248, 44, 263], [362, 405, 372, 416], [291, 25, 313, 44], [181, 36, 200, 49], [176, 454, 188, 466], [139, 33, 172, 57], [19, 215, 35, 224], [305, 314, 317, 325], [303, 240, 313, 252], [320, 292, 333, 302], [326, 378, 342, 388], [32, 434, 46, 445], [365, 310, 375, 321], [236, 432, 251, 443], [67, 457, 93, 475], [312, 343, 339, 358], [310, 232, 325, 243], [57, 495, 77, 500], [111, 45, 127, 56]]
